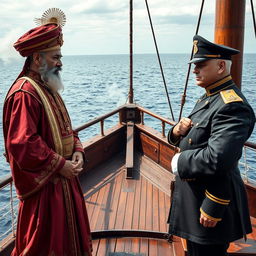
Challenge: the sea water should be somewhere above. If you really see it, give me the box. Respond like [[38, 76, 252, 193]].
[[0, 54, 255, 238]]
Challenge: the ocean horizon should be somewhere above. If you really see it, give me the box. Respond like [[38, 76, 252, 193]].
[[0, 53, 256, 239], [0, 53, 255, 178]]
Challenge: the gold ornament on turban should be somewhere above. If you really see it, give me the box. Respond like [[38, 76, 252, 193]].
[[34, 8, 66, 27]]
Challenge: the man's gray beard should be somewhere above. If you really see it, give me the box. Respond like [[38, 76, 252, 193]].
[[39, 63, 64, 92]]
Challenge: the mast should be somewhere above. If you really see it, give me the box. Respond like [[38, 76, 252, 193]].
[[128, 0, 134, 103], [214, 0, 246, 89]]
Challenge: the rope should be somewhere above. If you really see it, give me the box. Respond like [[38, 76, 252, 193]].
[[145, 0, 175, 121], [128, 0, 134, 103], [251, 0, 256, 38], [178, 0, 205, 121]]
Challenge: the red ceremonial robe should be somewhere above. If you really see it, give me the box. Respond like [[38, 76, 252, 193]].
[[3, 73, 92, 256]]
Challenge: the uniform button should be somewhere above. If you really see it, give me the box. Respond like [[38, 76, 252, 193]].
[[195, 123, 199, 127], [188, 138, 192, 144], [205, 100, 209, 105]]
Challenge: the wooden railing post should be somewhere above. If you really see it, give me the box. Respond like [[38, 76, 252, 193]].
[[141, 111, 144, 125], [100, 120, 104, 136], [162, 121, 165, 138]]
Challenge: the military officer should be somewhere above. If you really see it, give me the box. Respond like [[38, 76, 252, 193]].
[[167, 35, 255, 256]]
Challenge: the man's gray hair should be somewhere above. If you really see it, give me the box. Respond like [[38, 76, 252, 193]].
[[224, 60, 232, 73]]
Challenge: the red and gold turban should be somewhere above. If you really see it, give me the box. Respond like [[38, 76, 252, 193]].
[[13, 8, 66, 79], [14, 23, 63, 57], [14, 8, 66, 57]]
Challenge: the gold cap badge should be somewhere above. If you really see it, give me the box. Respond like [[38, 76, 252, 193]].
[[193, 40, 198, 55]]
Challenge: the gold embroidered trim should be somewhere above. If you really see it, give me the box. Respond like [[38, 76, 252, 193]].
[[206, 75, 232, 96], [34, 153, 62, 184], [204, 54, 221, 57], [18, 77, 63, 155], [62, 135, 74, 159], [200, 208, 222, 222], [205, 190, 230, 205], [220, 89, 243, 104], [75, 139, 83, 151], [18, 36, 58, 51], [61, 178, 78, 255]]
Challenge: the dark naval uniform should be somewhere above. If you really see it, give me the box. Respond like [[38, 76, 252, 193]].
[[167, 75, 255, 244], [167, 35, 256, 250]]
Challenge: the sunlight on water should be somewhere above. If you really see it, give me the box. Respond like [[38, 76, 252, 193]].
[[0, 54, 255, 238]]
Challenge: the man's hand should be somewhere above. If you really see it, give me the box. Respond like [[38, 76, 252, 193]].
[[59, 160, 79, 179], [173, 117, 193, 138], [59, 152, 84, 179], [72, 151, 84, 175], [200, 213, 217, 228]]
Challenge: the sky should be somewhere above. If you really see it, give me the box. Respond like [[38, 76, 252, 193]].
[[0, 0, 255, 59]]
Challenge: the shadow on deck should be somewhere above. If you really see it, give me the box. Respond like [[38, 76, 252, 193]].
[[80, 152, 184, 256]]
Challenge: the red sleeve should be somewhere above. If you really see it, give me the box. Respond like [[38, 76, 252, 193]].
[[73, 130, 84, 154], [4, 90, 65, 196]]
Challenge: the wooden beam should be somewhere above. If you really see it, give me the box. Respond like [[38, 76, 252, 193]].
[[126, 122, 134, 178], [214, 0, 246, 88]]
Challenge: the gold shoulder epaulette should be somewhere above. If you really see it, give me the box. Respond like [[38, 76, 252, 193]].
[[220, 89, 243, 104]]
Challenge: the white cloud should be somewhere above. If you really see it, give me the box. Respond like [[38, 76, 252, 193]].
[[0, 0, 254, 55], [0, 28, 24, 61]]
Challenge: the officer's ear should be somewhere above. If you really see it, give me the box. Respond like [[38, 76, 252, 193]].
[[217, 60, 226, 75]]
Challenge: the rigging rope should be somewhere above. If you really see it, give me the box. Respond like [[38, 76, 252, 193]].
[[178, 0, 205, 121], [129, 0, 134, 103], [145, 0, 175, 121], [251, 0, 256, 38]]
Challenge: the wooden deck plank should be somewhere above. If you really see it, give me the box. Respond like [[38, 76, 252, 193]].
[[165, 193, 170, 224], [132, 175, 142, 230], [139, 177, 147, 230], [89, 181, 108, 231], [107, 171, 124, 230], [152, 185, 160, 232], [114, 173, 128, 229], [146, 181, 153, 231], [149, 239, 158, 256], [94, 181, 112, 231], [95, 238, 108, 256], [85, 189, 100, 223], [92, 238, 176, 256], [132, 238, 141, 254], [83, 154, 171, 235], [92, 239, 100, 256], [159, 189, 168, 233], [123, 179, 136, 230], [140, 238, 149, 255], [172, 236, 186, 256], [114, 237, 126, 253], [106, 238, 117, 254], [228, 217, 256, 254]]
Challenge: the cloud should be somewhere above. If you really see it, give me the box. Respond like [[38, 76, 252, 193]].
[[70, 0, 128, 15], [0, 0, 254, 55], [0, 28, 24, 61]]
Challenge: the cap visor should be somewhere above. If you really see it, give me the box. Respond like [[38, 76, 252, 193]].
[[188, 57, 208, 64]]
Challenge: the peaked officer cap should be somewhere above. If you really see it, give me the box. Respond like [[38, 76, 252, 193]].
[[189, 35, 240, 64]]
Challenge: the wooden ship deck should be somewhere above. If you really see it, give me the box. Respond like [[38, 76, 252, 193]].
[[0, 105, 256, 256], [76, 105, 256, 256], [1, 0, 256, 255]]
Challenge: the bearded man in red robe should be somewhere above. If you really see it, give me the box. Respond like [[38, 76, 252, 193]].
[[3, 8, 92, 256]]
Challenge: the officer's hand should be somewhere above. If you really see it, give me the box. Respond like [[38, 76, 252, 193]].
[[200, 213, 217, 228], [59, 160, 79, 179], [173, 117, 193, 137]]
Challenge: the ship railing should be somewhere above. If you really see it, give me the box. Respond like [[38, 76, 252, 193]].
[[0, 175, 18, 249], [0, 104, 255, 246], [240, 141, 256, 184]]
